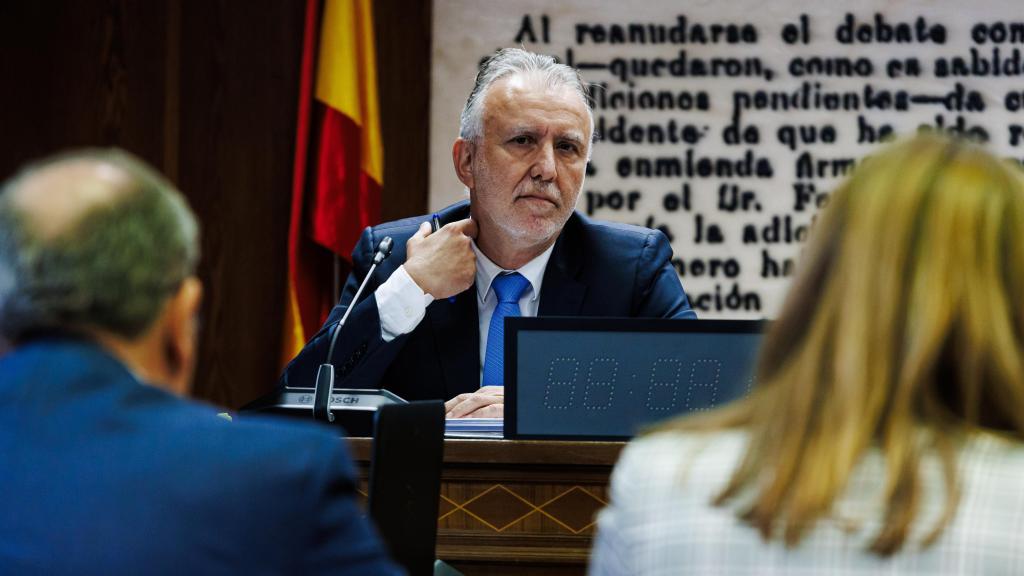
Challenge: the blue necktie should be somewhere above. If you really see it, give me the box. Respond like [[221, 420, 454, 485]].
[[481, 272, 530, 387]]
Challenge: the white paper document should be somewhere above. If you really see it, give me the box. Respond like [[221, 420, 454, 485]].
[[444, 418, 503, 438]]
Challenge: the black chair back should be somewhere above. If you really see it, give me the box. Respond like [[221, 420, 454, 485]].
[[368, 400, 445, 576]]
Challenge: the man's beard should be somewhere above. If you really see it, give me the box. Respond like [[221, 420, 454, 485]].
[[502, 179, 568, 243]]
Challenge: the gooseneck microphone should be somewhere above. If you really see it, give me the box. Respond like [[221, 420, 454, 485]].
[[313, 236, 394, 423]]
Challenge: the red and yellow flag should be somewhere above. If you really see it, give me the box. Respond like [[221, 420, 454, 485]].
[[282, 0, 383, 367]]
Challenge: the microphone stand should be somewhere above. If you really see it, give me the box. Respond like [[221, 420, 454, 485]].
[[313, 237, 393, 423]]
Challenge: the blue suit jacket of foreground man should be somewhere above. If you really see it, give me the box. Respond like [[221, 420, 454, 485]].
[[280, 200, 696, 401], [0, 339, 401, 576]]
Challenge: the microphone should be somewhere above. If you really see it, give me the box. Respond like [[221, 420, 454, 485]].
[[313, 236, 394, 423]]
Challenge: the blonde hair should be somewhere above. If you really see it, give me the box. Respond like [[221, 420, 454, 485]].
[[667, 134, 1024, 555]]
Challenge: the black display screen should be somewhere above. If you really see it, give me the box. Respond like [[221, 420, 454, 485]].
[[505, 318, 764, 440]]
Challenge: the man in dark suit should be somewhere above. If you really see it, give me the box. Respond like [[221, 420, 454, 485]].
[[0, 150, 401, 575], [280, 48, 696, 418]]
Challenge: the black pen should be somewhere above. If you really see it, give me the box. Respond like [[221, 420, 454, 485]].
[[429, 213, 458, 304]]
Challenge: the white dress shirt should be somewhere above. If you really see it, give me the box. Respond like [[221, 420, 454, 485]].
[[471, 242, 554, 383], [374, 241, 555, 384]]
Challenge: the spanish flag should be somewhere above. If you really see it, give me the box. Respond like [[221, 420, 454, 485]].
[[282, 0, 383, 367]]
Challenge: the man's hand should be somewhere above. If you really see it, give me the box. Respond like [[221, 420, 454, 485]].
[[404, 218, 478, 300], [445, 385, 504, 418]]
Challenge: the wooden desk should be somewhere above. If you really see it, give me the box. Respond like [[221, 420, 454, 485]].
[[349, 438, 625, 576]]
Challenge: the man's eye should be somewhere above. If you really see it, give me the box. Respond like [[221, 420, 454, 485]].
[[511, 136, 532, 145], [558, 142, 580, 153]]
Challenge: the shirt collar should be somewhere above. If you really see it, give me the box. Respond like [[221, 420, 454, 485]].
[[472, 241, 556, 306]]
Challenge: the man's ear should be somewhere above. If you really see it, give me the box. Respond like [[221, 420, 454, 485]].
[[452, 138, 476, 189], [162, 276, 203, 396]]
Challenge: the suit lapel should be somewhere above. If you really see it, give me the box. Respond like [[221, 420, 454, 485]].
[[538, 216, 587, 316], [428, 286, 480, 399], [426, 206, 585, 397]]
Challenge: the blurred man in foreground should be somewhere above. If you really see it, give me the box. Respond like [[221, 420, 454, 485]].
[[0, 150, 401, 575]]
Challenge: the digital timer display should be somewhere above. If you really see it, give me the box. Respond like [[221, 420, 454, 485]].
[[505, 318, 764, 439]]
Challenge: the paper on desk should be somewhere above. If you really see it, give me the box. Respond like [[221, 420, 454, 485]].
[[444, 417, 503, 438]]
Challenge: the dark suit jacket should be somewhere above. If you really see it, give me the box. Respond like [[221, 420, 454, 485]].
[[0, 339, 401, 576], [280, 200, 696, 401]]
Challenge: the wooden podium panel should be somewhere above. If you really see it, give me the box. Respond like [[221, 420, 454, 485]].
[[348, 438, 625, 576]]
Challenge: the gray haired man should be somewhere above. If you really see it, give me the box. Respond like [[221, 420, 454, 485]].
[[280, 47, 696, 418]]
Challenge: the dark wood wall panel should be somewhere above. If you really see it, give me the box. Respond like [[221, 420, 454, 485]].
[[0, 1, 170, 175], [175, 0, 305, 407], [375, 0, 433, 221], [0, 0, 433, 408]]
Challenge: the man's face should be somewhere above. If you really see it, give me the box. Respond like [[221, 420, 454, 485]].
[[460, 74, 592, 250]]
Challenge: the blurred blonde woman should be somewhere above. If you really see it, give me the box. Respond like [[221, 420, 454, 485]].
[[590, 134, 1024, 575]]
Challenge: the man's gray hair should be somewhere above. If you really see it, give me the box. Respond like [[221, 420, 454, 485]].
[[459, 48, 594, 142], [0, 149, 200, 342]]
